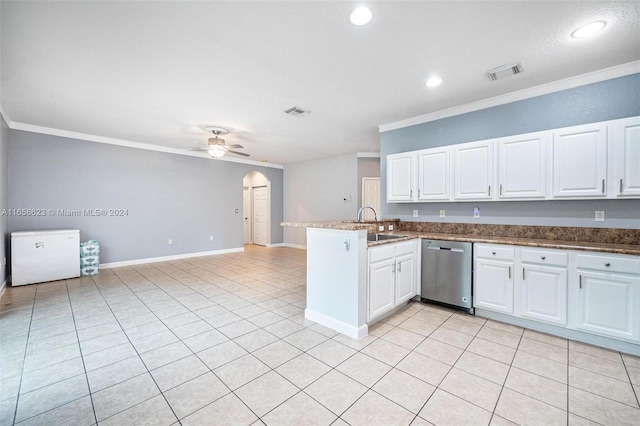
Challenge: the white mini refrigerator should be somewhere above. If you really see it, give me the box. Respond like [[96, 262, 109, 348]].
[[11, 230, 80, 286]]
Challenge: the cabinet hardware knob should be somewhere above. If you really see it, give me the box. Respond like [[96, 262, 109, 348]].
[[579, 275, 582, 289], [602, 179, 605, 194], [541, 256, 546, 260], [492, 252, 496, 255], [499, 184, 503, 196], [398, 261, 402, 272], [523, 268, 525, 280], [508, 266, 511, 279], [620, 179, 623, 194], [488, 185, 491, 196], [605, 262, 611, 267]]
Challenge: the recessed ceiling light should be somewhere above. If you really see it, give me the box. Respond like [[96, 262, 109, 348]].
[[350, 6, 373, 26], [571, 20, 607, 38], [426, 77, 443, 88]]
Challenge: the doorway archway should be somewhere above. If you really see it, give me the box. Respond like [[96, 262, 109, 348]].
[[242, 171, 271, 246]]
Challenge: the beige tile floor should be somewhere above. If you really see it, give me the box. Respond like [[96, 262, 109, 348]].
[[1, 245, 639, 426]]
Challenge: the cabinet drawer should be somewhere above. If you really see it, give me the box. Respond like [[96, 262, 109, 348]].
[[395, 240, 416, 257], [576, 254, 640, 275], [476, 245, 515, 261], [369, 245, 396, 263], [521, 248, 568, 266]]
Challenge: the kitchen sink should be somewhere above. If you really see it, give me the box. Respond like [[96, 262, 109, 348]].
[[367, 234, 405, 242]]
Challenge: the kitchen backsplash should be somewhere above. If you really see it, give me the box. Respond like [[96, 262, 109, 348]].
[[397, 222, 640, 245]]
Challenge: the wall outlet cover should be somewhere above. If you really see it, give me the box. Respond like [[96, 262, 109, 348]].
[[595, 211, 605, 222], [209, 236, 214, 241], [388, 225, 394, 231], [378, 225, 384, 232], [473, 206, 480, 218], [168, 239, 173, 245], [439, 210, 446, 218], [413, 210, 418, 217]]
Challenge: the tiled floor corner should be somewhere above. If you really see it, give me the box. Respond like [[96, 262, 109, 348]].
[[1, 245, 639, 425]]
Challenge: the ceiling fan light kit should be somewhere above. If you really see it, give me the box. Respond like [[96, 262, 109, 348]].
[[191, 126, 250, 159]]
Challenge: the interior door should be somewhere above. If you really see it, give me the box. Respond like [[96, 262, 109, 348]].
[[253, 186, 268, 246], [243, 187, 252, 244], [362, 177, 380, 221]]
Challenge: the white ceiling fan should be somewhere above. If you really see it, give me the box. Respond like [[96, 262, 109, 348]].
[[192, 127, 250, 158]]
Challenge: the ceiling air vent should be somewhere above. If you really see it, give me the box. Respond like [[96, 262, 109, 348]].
[[487, 62, 524, 81], [284, 106, 310, 117]]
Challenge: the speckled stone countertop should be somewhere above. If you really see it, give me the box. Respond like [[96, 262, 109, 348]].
[[282, 221, 640, 255]]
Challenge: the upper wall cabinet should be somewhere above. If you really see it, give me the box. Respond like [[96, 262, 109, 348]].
[[453, 141, 494, 200], [417, 147, 451, 201], [610, 116, 640, 198], [385, 116, 639, 203], [387, 152, 416, 202], [552, 124, 607, 198], [497, 132, 547, 199]]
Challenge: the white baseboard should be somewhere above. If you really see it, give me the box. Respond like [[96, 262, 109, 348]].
[[281, 243, 307, 250], [0, 279, 6, 299], [100, 247, 245, 269], [266, 243, 284, 248], [305, 308, 368, 340]]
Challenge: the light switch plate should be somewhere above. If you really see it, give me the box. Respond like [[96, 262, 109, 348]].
[[595, 211, 605, 222]]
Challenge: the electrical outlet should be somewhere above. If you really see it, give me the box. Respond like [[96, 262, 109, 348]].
[[439, 210, 446, 218], [595, 211, 605, 222], [388, 225, 394, 231], [209, 236, 214, 241], [473, 206, 480, 218], [413, 210, 418, 217], [378, 225, 384, 232], [168, 239, 173, 245], [342, 196, 352, 203]]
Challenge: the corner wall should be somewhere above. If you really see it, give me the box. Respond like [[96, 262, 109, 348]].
[[380, 73, 640, 229], [0, 115, 8, 286], [283, 153, 359, 247], [8, 130, 284, 263]]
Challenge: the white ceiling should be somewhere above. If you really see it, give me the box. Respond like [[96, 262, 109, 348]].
[[2, 1, 639, 165]]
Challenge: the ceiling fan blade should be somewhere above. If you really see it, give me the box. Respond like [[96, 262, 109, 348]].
[[227, 150, 250, 157], [228, 144, 243, 149], [191, 147, 209, 152]]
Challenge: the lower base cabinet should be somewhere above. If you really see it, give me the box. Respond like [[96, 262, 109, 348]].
[[368, 240, 418, 322], [474, 244, 640, 344]]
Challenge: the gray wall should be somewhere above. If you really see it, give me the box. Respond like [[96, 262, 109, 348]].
[[381, 73, 640, 229], [356, 157, 380, 210], [283, 153, 359, 246], [8, 130, 284, 263], [0, 115, 8, 283]]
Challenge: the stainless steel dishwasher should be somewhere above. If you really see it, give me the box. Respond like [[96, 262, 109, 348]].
[[421, 239, 473, 314]]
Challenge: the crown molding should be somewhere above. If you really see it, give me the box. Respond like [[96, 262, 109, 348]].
[[379, 61, 640, 133], [8, 121, 284, 169]]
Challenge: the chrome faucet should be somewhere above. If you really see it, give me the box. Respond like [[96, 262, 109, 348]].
[[357, 206, 379, 223]]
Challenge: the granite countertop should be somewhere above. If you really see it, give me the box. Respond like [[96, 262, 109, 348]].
[[281, 221, 639, 255], [373, 231, 640, 256]]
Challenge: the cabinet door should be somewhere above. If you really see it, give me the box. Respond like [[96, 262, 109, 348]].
[[574, 271, 640, 342], [418, 147, 450, 200], [552, 124, 607, 198], [611, 117, 640, 197], [498, 134, 547, 199], [368, 258, 396, 321], [387, 152, 416, 202], [454, 141, 494, 200], [474, 258, 514, 314], [520, 264, 567, 325], [395, 251, 416, 305]]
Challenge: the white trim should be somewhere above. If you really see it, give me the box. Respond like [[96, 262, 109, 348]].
[[281, 243, 307, 250], [0, 106, 11, 127], [266, 243, 284, 248], [357, 152, 380, 158], [8, 121, 284, 169], [379, 61, 640, 132], [0, 279, 6, 299], [305, 308, 368, 339], [100, 247, 244, 269]]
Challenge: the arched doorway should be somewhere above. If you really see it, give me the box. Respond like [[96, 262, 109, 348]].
[[242, 171, 271, 246]]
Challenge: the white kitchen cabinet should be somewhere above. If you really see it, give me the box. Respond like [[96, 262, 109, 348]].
[[453, 141, 494, 200], [474, 244, 515, 314], [552, 123, 607, 198], [417, 147, 451, 201], [368, 240, 418, 322], [518, 247, 568, 326], [610, 116, 640, 197], [387, 152, 416, 202], [497, 132, 547, 199], [574, 253, 640, 342]]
